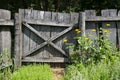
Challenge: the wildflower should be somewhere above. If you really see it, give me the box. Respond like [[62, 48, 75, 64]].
[[63, 39, 68, 43], [103, 29, 110, 34], [75, 29, 81, 34], [91, 29, 96, 32], [77, 53, 82, 57], [85, 37, 89, 41], [75, 29, 80, 32], [106, 23, 111, 27]]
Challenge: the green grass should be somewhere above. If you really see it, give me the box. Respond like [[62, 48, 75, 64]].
[[64, 60, 120, 80], [10, 64, 53, 80]]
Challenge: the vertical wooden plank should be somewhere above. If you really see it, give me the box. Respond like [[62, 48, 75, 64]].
[[51, 12, 64, 57], [0, 29, 1, 53], [85, 10, 97, 39], [117, 10, 120, 49], [42, 11, 52, 58], [79, 12, 86, 36], [29, 10, 37, 52], [101, 9, 117, 45], [1, 27, 11, 55], [14, 13, 22, 68], [19, 9, 30, 57], [70, 13, 79, 24], [57, 13, 68, 57]]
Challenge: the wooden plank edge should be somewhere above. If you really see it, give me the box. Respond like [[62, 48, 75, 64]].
[[0, 19, 14, 26], [86, 16, 120, 21], [23, 19, 73, 27], [0, 62, 12, 69], [22, 57, 70, 63]]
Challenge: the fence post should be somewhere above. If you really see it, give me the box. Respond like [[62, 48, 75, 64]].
[[79, 12, 86, 36], [14, 13, 22, 69]]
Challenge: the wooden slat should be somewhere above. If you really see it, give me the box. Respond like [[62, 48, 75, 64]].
[[49, 26, 73, 41], [23, 19, 73, 27], [70, 13, 79, 24], [85, 10, 98, 39], [42, 11, 52, 58], [23, 22, 46, 40], [22, 57, 69, 62], [14, 13, 22, 68], [0, 29, 1, 53], [79, 12, 86, 36], [117, 11, 120, 50], [49, 42, 68, 57], [1, 27, 11, 55], [0, 19, 14, 25], [86, 16, 120, 21], [101, 9, 117, 46], [23, 42, 47, 57]]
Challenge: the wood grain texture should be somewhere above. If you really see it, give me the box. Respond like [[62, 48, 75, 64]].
[[117, 10, 120, 50], [14, 13, 22, 68], [85, 10, 98, 39], [101, 9, 117, 46]]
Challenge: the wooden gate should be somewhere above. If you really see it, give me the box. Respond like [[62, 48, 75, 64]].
[[14, 9, 79, 67]]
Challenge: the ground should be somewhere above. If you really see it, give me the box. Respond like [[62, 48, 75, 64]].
[[52, 68, 64, 80]]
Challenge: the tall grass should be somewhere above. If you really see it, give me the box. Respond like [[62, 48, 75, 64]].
[[64, 60, 120, 80], [10, 64, 53, 80]]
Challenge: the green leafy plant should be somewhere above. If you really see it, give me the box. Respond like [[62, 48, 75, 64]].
[[10, 64, 53, 80], [0, 48, 12, 80], [66, 28, 119, 65]]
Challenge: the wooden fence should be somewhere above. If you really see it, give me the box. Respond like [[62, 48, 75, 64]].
[[0, 9, 13, 68], [0, 9, 120, 68]]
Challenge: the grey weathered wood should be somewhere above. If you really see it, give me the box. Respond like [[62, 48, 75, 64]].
[[79, 12, 86, 36], [85, 10, 97, 39], [0, 19, 14, 25], [101, 9, 117, 45], [117, 10, 120, 50], [70, 13, 79, 24], [23, 22, 46, 40], [22, 57, 69, 62], [1, 27, 11, 55], [0, 9, 12, 66], [23, 19, 72, 27], [86, 16, 120, 21], [43, 11, 52, 58], [0, 9, 11, 19], [14, 13, 22, 68]]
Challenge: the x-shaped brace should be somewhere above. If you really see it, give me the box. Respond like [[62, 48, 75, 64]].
[[22, 22, 74, 58]]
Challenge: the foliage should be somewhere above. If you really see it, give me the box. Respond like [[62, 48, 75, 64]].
[[66, 28, 119, 65], [10, 64, 53, 80], [0, 49, 12, 80], [64, 59, 120, 80]]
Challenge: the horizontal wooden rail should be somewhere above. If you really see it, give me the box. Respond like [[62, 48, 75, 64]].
[[86, 16, 120, 21], [23, 19, 73, 27], [22, 57, 70, 63], [0, 19, 14, 26]]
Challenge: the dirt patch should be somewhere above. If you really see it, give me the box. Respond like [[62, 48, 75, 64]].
[[52, 68, 64, 80]]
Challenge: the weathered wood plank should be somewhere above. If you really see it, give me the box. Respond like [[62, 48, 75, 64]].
[[43, 11, 52, 58], [23, 19, 72, 27], [22, 26, 30, 57], [1, 27, 11, 55], [79, 12, 86, 36], [0, 9, 11, 19], [101, 9, 117, 46], [0, 19, 14, 26], [23, 22, 46, 40], [70, 13, 79, 24], [22, 57, 69, 62], [14, 13, 22, 68], [0, 29, 1, 53], [85, 10, 97, 39], [86, 16, 120, 21], [117, 10, 120, 50]]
